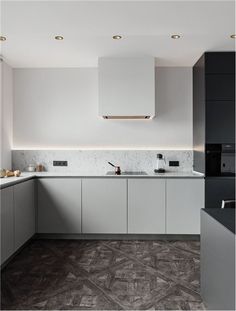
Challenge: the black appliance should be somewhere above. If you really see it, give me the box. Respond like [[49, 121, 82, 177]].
[[206, 143, 235, 176]]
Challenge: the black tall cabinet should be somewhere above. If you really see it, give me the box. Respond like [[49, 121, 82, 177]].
[[193, 52, 235, 208]]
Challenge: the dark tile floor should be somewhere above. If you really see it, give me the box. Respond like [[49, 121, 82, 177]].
[[1, 239, 205, 310]]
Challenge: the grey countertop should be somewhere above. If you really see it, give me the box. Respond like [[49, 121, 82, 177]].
[[0, 171, 204, 189]]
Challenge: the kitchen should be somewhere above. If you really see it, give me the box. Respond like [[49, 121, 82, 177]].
[[0, 1, 235, 310]]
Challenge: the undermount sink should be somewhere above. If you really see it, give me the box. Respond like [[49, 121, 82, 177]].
[[106, 171, 148, 176]]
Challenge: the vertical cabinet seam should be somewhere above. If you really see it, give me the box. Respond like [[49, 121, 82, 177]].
[[81, 179, 83, 234], [126, 179, 128, 234]]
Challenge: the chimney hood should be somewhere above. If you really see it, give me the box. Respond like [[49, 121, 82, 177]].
[[98, 56, 155, 119]]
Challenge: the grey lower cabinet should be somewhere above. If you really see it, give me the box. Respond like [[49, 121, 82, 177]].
[[166, 179, 204, 234], [128, 179, 165, 233], [37, 178, 82, 234], [1, 180, 35, 266], [1, 187, 14, 265], [82, 179, 127, 233], [14, 180, 35, 251]]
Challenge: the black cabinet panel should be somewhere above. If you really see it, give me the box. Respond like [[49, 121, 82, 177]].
[[205, 177, 235, 208], [206, 101, 235, 143], [205, 52, 235, 74], [193, 55, 205, 174], [206, 74, 235, 101], [193, 52, 235, 176]]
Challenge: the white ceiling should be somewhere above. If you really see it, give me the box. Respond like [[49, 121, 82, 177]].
[[1, 1, 235, 67]]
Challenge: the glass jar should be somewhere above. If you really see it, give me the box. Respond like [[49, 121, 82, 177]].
[[154, 154, 166, 173]]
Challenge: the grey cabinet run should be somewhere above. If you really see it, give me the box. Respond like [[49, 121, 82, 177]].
[[128, 179, 165, 234], [37, 178, 82, 233], [82, 179, 127, 233], [1, 176, 204, 259], [14, 180, 35, 251], [1, 187, 14, 265]]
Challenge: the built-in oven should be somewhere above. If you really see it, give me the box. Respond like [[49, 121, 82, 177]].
[[206, 144, 235, 176]]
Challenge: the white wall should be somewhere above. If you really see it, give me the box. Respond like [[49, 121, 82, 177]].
[[13, 67, 192, 149], [0, 61, 13, 169]]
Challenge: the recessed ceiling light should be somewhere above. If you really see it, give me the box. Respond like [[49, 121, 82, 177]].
[[0, 36, 6, 41], [112, 35, 122, 40], [171, 34, 181, 39], [55, 35, 64, 40], [230, 34, 236, 39]]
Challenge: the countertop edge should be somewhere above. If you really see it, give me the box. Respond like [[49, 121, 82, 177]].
[[0, 172, 205, 189]]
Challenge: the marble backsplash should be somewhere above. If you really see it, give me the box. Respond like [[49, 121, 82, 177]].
[[12, 150, 193, 173]]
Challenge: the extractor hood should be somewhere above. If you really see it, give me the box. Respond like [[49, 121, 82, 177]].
[[98, 56, 155, 119]]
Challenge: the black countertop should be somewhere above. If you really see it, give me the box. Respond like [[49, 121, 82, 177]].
[[203, 208, 235, 234]]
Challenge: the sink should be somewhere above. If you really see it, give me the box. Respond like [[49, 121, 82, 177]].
[[106, 171, 148, 176]]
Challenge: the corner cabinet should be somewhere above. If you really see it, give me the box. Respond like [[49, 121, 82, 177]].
[[1, 187, 14, 265], [128, 179, 165, 234], [37, 178, 82, 234], [14, 180, 35, 251], [82, 179, 127, 233], [166, 179, 204, 234], [1, 179, 35, 266]]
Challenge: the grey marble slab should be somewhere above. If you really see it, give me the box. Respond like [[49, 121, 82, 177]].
[[12, 149, 193, 173]]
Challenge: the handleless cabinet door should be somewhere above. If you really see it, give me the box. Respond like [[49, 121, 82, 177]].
[[14, 180, 35, 251], [38, 178, 81, 233], [206, 74, 235, 101], [1, 187, 14, 265], [82, 179, 127, 233], [206, 100, 235, 143], [166, 179, 204, 234], [205, 52, 235, 74], [128, 179, 165, 234]]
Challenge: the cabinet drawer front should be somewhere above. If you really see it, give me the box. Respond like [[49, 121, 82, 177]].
[[37, 178, 82, 234], [128, 179, 165, 234], [82, 179, 127, 234], [166, 179, 204, 234]]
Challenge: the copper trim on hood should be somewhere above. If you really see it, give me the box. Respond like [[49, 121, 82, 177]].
[[102, 116, 152, 120]]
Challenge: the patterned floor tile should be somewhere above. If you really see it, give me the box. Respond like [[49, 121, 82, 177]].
[[153, 285, 203, 310], [74, 244, 129, 274], [35, 280, 122, 310], [1, 261, 86, 309], [1, 239, 205, 310], [169, 241, 200, 255], [91, 260, 174, 310], [106, 240, 168, 259], [152, 259, 200, 291]]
